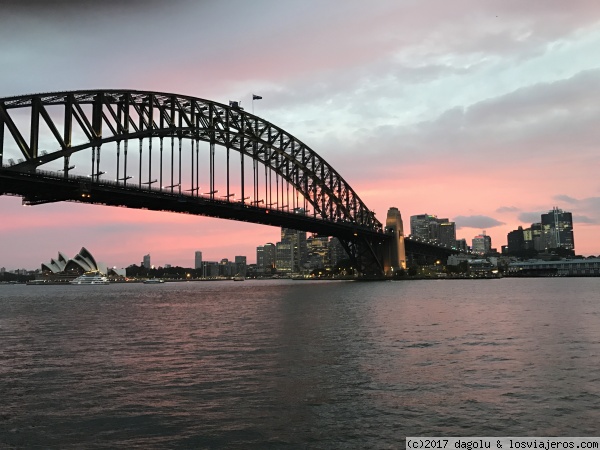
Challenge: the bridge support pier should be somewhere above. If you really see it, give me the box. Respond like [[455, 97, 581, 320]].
[[382, 207, 407, 276]]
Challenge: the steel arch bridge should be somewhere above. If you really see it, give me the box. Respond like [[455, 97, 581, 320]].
[[0, 90, 460, 275], [0, 89, 406, 275]]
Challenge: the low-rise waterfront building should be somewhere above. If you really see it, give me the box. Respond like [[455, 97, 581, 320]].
[[507, 258, 600, 276]]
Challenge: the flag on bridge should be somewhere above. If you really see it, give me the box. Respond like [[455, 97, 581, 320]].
[[253, 94, 262, 100]]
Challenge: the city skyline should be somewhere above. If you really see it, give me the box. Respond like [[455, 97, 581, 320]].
[[2, 1, 600, 269], [2, 205, 580, 273]]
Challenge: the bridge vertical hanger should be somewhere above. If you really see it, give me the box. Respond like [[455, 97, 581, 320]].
[[267, 144, 272, 208], [138, 98, 143, 188], [320, 161, 326, 219], [148, 94, 154, 190], [158, 100, 164, 191], [93, 93, 103, 180], [178, 133, 182, 194], [290, 140, 296, 211], [116, 141, 121, 184], [169, 134, 174, 192], [91, 146, 96, 180], [0, 110, 4, 166], [169, 95, 175, 193], [265, 161, 269, 207], [188, 99, 195, 195], [30, 97, 40, 161], [96, 146, 101, 180], [209, 103, 215, 200], [240, 110, 244, 204], [195, 110, 200, 197], [275, 156, 279, 210], [312, 154, 317, 217], [178, 102, 182, 195], [115, 97, 122, 184], [148, 128, 153, 190], [190, 130, 194, 195], [285, 159, 290, 212], [123, 94, 130, 186], [226, 106, 230, 201], [253, 116, 258, 206]]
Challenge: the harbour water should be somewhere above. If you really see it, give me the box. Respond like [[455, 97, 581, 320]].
[[1, 278, 599, 448]]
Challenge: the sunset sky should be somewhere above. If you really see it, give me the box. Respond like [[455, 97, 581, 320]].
[[2, 0, 600, 269]]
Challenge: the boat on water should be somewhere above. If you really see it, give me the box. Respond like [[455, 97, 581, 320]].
[[232, 276, 245, 281], [143, 278, 165, 284], [70, 271, 109, 285]]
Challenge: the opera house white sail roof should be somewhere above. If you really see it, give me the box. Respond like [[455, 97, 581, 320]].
[[42, 247, 108, 275]]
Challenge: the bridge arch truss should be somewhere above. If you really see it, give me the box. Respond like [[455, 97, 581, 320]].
[[0, 90, 380, 231], [1, 90, 388, 275]]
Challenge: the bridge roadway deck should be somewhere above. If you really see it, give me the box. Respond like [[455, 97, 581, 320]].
[[0, 168, 391, 243]]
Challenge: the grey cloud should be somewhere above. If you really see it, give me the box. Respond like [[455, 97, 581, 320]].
[[518, 212, 544, 223], [1, 0, 167, 14], [574, 215, 596, 224], [366, 68, 600, 168], [518, 200, 600, 227], [454, 215, 505, 229], [465, 69, 600, 128], [553, 194, 579, 204]]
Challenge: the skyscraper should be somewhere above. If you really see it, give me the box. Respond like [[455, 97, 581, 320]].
[[306, 235, 330, 269], [541, 207, 574, 253], [410, 214, 438, 239], [256, 246, 265, 270], [194, 251, 203, 269], [142, 254, 151, 269], [438, 221, 457, 247], [507, 227, 526, 254], [410, 213, 456, 246], [234, 256, 247, 276], [280, 208, 308, 272], [472, 232, 491, 255], [455, 239, 468, 252], [263, 243, 276, 272], [276, 241, 294, 273]]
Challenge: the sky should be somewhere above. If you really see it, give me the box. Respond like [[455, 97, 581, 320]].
[[2, 0, 600, 269]]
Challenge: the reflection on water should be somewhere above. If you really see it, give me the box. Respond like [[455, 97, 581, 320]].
[[1, 278, 599, 448]]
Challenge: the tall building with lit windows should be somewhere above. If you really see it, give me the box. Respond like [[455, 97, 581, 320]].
[[410, 214, 438, 239], [257, 243, 276, 272], [306, 235, 330, 269], [276, 241, 294, 273], [234, 256, 247, 276], [438, 222, 457, 247], [541, 207, 574, 253], [279, 208, 308, 272], [256, 246, 265, 270], [410, 213, 456, 247], [472, 232, 492, 255]]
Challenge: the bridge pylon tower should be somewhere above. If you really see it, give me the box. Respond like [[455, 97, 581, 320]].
[[382, 207, 407, 276]]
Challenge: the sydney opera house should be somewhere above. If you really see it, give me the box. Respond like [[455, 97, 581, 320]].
[[40, 247, 125, 280]]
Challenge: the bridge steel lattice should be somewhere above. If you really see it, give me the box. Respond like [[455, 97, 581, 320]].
[[0, 89, 397, 276]]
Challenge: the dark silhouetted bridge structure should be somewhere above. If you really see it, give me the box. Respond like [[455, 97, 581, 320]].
[[0, 90, 459, 276]]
